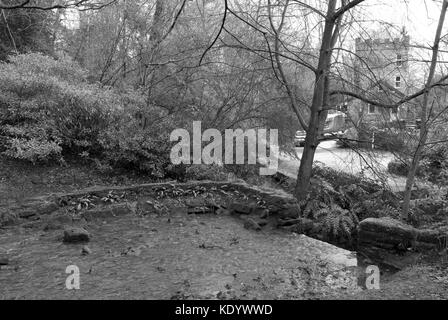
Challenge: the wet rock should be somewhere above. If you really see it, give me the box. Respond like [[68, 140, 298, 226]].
[[0, 256, 9, 266], [82, 246, 92, 256], [63, 227, 90, 244]]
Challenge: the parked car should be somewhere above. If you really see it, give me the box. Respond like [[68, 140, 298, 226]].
[[294, 112, 346, 147]]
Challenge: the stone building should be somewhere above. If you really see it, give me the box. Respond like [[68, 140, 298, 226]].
[[348, 35, 416, 126]]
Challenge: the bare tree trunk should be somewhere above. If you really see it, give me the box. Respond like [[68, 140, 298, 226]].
[[140, 0, 164, 87], [295, 0, 338, 200], [402, 0, 448, 219], [122, 0, 128, 81]]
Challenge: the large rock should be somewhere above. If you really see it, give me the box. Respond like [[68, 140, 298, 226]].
[[63, 227, 90, 244], [358, 218, 447, 269]]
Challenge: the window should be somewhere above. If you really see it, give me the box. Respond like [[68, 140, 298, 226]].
[[397, 54, 403, 67], [368, 104, 376, 114], [395, 76, 401, 88]]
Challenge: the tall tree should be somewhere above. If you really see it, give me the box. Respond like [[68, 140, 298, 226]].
[[402, 0, 448, 218]]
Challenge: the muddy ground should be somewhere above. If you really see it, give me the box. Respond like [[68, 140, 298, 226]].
[[1, 207, 359, 300], [1, 157, 448, 300]]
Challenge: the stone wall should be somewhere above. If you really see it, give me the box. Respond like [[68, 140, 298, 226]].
[[358, 218, 448, 269], [0, 181, 299, 227]]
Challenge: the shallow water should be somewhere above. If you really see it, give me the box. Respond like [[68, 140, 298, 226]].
[[0, 208, 359, 300]]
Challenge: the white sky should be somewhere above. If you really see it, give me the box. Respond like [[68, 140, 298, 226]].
[[62, 1, 446, 42], [361, 0, 445, 44]]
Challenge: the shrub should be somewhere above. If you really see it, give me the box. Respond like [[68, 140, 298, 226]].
[[0, 53, 177, 178], [376, 130, 406, 151], [388, 160, 409, 176], [420, 144, 448, 185], [0, 53, 113, 162], [360, 128, 405, 151], [97, 111, 174, 178], [312, 164, 380, 193], [3, 137, 62, 163]]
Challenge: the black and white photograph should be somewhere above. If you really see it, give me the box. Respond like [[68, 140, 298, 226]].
[[0, 0, 448, 306]]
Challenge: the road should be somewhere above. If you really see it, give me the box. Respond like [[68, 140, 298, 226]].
[[274, 140, 408, 192]]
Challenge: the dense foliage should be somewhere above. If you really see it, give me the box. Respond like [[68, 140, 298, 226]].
[[0, 53, 175, 178], [388, 144, 448, 185]]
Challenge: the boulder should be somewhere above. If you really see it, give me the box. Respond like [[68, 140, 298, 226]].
[[358, 218, 447, 269], [63, 227, 90, 244]]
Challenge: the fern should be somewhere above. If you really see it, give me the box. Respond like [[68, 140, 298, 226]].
[[318, 204, 359, 240]]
